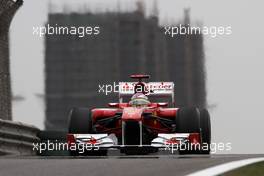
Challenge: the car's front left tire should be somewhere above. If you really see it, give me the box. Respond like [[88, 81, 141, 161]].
[[199, 109, 211, 154], [176, 107, 200, 154]]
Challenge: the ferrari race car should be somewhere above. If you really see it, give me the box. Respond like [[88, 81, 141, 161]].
[[67, 75, 211, 155]]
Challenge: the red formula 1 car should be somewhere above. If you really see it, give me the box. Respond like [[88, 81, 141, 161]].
[[67, 75, 211, 155]]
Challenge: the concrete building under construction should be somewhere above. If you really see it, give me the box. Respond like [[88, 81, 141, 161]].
[[45, 8, 206, 130], [0, 0, 23, 120]]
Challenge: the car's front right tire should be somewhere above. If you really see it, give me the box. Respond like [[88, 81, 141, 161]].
[[68, 107, 107, 156], [68, 107, 93, 134]]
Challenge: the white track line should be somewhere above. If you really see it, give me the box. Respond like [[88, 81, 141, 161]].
[[186, 157, 264, 176]]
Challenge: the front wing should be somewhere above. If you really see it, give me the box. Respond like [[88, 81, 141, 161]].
[[67, 133, 201, 150]]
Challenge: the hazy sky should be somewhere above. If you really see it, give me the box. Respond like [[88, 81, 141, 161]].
[[10, 0, 264, 154]]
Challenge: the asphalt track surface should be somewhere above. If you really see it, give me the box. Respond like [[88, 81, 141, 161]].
[[0, 154, 263, 176]]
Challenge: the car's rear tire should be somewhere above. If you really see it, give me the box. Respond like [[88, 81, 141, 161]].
[[199, 109, 211, 154], [176, 107, 200, 154], [68, 107, 107, 156]]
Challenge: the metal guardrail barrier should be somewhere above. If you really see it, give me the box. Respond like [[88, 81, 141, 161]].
[[0, 119, 40, 155]]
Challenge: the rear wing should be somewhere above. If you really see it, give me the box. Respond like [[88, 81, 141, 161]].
[[118, 82, 175, 104]]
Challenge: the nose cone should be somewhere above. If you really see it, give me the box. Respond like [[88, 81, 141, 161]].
[[122, 107, 144, 121]]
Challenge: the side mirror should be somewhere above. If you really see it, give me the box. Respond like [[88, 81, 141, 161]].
[[157, 102, 168, 107], [108, 103, 119, 108]]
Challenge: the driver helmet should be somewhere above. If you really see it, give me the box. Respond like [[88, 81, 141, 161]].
[[129, 93, 150, 107]]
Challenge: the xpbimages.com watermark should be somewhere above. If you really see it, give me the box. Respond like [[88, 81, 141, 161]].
[[164, 141, 232, 154], [98, 82, 119, 95], [98, 82, 174, 95], [32, 141, 232, 154], [164, 24, 232, 38], [33, 24, 100, 37], [33, 140, 99, 154]]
